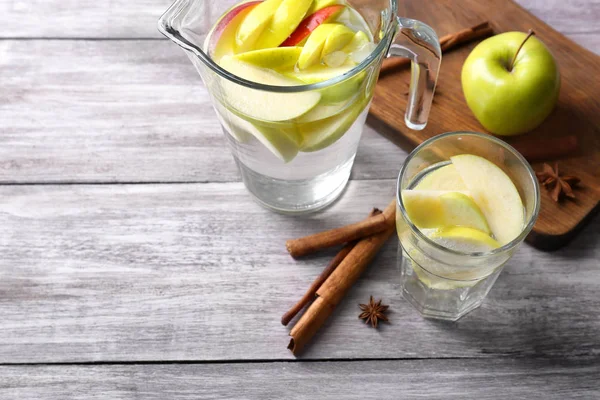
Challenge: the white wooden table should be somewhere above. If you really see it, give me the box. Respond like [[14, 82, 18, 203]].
[[1, 1, 599, 398]]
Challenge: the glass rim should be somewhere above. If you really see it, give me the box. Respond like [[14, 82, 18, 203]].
[[396, 131, 541, 258], [157, 0, 398, 93]]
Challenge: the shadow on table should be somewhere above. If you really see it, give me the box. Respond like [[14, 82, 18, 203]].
[[427, 217, 600, 359]]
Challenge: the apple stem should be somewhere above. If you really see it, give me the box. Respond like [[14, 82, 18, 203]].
[[509, 29, 535, 72]]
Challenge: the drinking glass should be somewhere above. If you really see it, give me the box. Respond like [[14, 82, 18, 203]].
[[158, 0, 441, 213], [396, 131, 540, 321]]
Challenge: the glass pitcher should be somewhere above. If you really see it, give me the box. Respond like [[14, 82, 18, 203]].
[[159, 0, 441, 213]]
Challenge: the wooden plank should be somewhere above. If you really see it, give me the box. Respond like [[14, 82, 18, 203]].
[[0, 0, 169, 38], [0, 0, 599, 46], [0, 40, 405, 183], [0, 181, 599, 363], [0, 360, 599, 399]]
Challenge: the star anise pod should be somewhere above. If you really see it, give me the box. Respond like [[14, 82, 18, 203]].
[[535, 162, 580, 202], [359, 296, 389, 328]]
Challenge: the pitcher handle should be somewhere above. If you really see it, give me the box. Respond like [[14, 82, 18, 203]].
[[388, 17, 441, 130]]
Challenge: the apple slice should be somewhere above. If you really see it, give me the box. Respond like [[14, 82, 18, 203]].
[[297, 24, 355, 70], [299, 95, 369, 152], [233, 47, 302, 70], [343, 30, 376, 63], [323, 51, 348, 68], [213, 101, 253, 143], [219, 56, 321, 122], [295, 100, 348, 123], [401, 190, 491, 234], [280, 5, 345, 47], [297, 24, 337, 70], [450, 154, 525, 244], [306, 0, 339, 15], [323, 24, 355, 56], [207, 1, 261, 59], [415, 164, 468, 191], [235, 0, 284, 52], [283, 62, 362, 103], [214, 82, 300, 162], [253, 0, 313, 49], [427, 226, 500, 253], [229, 111, 300, 162]]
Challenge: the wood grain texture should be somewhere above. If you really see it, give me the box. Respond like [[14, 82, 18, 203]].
[[0, 40, 405, 183], [0, 2, 597, 184], [1, 359, 599, 399], [370, 0, 600, 249], [0, 0, 598, 44], [0, 181, 599, 363]]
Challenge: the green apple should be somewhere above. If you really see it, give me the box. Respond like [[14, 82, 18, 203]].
[[297, 23, 354, 70], [233, 47, 302, 70], [401, 190, 491, 234], [297, 23, 337, 69], [218, 102, 300, 162], [428, 226, 500, 253], [207, 1, 261, 60], [306, 0, 339, 15], [253, 0, 313, 49], [298, 95, 369, 152], [219, 56, 321, 122], [235, 0, 284, 52], [451, 154, 525, 245], [322, 24, 355, 56], [461, 31, 561, 136], [415, 164, 468, 191], [284, 61, 364, 103]]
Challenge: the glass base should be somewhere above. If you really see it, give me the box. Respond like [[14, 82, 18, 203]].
[[401, 285, 483, 322], [235, 156, 354, 214], [398, 247, 503, 321]]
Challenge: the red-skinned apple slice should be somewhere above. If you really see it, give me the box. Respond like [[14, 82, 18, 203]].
[[279, 5, 345, 47], [206, 1, 262, 57]]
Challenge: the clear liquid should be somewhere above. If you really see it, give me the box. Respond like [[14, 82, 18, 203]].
[[397, 162, 515, 320], [224, 105, 370, 213], [203, 1, 377, 212]]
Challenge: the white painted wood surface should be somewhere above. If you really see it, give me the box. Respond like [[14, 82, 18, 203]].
[[0, 39, 402, 183], [1, 360, 599, 399], [0, 1, 598, 184], [0, 181, 599, 362], [1, 0, 599, 396]]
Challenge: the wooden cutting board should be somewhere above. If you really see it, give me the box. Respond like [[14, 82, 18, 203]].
[[369, 0, 600, 250]]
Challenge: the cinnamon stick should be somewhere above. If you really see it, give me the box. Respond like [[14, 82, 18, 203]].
[[380, 21, 493, 75], [288, 200, 396, 355], [286, 204, 395, 258], [281, 208, 383, 326], [509, 134, 579, 162]]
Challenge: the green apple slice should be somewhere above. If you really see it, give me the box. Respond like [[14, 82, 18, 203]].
[[295, 100, 349, 123], [306, 0, 339, 15], [427, 226, 500, 253], [415, 164, 468, 191], [323, 51, 348, 68], [217, 101, 300, 162], [451, 154, 525, 244], [322, 24, 355, 56], [298, 23, 338, 70], [299, 96, 368, 152], [213, 102, 252, 143], [253, 0, 313, 49], [233, 47, 302, 70], [219, 56, 321, 122], [342, 30, 369, 53], [235, 0, 284, 52], [401, 190, 491, 233], [284, 62, 363, 103], [285, 63, 355, 84]]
